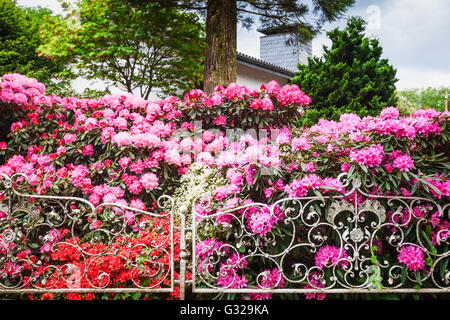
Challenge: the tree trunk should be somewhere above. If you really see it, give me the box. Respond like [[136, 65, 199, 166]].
[[203, 0, 237, 94]]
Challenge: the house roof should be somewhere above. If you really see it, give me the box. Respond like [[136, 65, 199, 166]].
[[236, 51, 295, 79]]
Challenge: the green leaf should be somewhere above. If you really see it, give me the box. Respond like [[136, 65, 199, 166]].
[[440, 253, 448, 279], [410, 180, 420, 195], [360, 164, 368, 173], [401, 265, 407, 285], [420, 230, 438, 255], [312, 189, 325, 202], [415, 272, 422, 286]]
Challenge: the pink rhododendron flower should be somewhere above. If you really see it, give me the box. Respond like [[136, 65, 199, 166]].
[[129, 159, 145, 174], [212, 115, 227, 127], [63, 133, 77, 145], [304, 271, 327, 300], [196, 239, 229, 260], [392, 154, 414, 172], [196, 152, 215, 166], [202, 130, 215, 143], [81, 144, 94, 157], [118, 157, 132, 169], [140, 172, 159, 191], [291, 137, 311, 151], [349, 144, 385, 168], [90, 220, 102, 230], [380, 107, 400, 120], [244, 205, 284, 237], [275, 128, 291, 145], [264, 80, 281, 95], [315, 245, 349, 269], [398, 245, 425, 272]]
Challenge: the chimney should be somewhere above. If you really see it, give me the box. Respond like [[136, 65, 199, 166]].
[[258, 25, 312, 72]]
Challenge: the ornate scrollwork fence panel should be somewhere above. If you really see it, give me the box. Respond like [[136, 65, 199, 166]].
[[1, 171, 448, 298], [0, 173, 177, 295], [191, 174, 449, 296]]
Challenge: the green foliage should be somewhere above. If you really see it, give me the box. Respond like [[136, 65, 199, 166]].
[[0, 0, 66, 87], [45, 84, 112, 99], [395, 91, 418, 116], [38, 0, 205, 98], [129, 0, 355, 92], [400, 87, 450, 112], [291, 17, 398, 126], [132, 0, 355, 41]]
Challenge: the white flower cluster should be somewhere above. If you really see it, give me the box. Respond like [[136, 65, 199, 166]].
[[171, 163, 228, 216]]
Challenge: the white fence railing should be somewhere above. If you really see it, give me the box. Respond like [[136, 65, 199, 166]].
[[0, 173, 448, 299]]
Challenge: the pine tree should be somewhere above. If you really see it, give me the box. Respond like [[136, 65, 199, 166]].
[[291, 17, 398, 126], [128, 0, 355, 93]]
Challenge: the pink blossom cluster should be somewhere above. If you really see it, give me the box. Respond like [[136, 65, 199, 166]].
[[195, 239, 229, 261], [0, 73, 46, 107], [40, 229, 63, 254], [216, 252, 249, 289], [314, 245, 349, 269], [397, 245, 425, 272], [309, 106, 447, 141], [392, 153, 414, 172], [183, 80, 311, 112], [244, 204, 284, 237], [245, 268, 285, 300], [261, 81, 311, 106], [284, 174, 345, 198], [349, 144, 385, 168]]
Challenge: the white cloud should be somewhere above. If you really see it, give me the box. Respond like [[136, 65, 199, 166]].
[[16, 0, 65, 14], [237, 27, 260, 58], [372, 0, 450, 71], [312, 34, 331, 58], [396, 67, 450, 90]]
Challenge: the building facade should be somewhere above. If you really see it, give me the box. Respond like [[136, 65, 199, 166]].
[[236, 26, 312, 90]]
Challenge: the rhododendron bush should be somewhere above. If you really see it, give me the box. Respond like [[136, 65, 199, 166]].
[[0, 73, 449, 300]]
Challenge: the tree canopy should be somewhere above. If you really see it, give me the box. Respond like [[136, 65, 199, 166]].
[[400, 87, 449, 113], [128, 0, 355, 93], [0, 0, 66, 88], [38, 0, 205, 98], [291, 16, 398, 126]]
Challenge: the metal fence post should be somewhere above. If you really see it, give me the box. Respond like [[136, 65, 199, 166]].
[[178, 205, 188, 300]]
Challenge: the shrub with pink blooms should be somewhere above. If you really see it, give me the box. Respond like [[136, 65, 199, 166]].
[[0, 73, 449, 300]]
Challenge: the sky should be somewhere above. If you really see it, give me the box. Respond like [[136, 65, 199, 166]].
[[16, 0, 450, 92]]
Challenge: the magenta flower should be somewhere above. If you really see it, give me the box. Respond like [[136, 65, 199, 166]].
[[304, 271, 327, 300], [315, 245, 349, 269], [291, 136, 311, 151], [81, 144, 94, 157], [392, 154, 414, 172], [398, 245, 425, 272], [140, 172, 159, 191], [63, 133, 77, 145], [90, 220, 102, 230], [349, 144, 385, 168], [380, 107, 400, 120], [212, 115, 227, 127]]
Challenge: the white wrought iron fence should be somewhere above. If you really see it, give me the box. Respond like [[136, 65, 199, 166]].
[[0, 173, 177, 295], [191, 173, 450, 296], [0, 173, 448, 299]]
